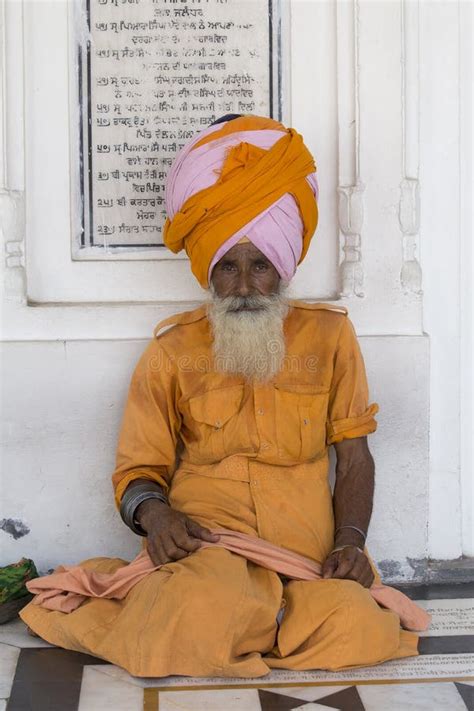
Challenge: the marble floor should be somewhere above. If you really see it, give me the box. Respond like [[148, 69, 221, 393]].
[[1, 583, 473, 711]]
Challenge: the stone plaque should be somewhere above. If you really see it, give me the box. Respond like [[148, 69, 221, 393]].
[[72, 0, 281, 258]]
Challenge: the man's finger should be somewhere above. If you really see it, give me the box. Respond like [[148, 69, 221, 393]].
[[161, 536, 189, 561], [146, 542, 162, 567], [346, 557, 367, 583], [361, 566, 375, 588], [357, 567, 371, 588], [360, 571, 373, 589], [171, 529, 201, 553], [322, 555, 338, 579], [332, 551, 358, 579], [149, 538, 168, 566], [187, 521, 220, 542]]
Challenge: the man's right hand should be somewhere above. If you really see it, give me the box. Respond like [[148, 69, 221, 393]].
[[136, 499, 220, 566]]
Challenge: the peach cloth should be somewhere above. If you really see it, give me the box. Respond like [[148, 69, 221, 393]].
[[27, 529, 430, 632]]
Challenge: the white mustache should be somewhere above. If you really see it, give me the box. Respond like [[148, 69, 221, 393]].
[[219, 293, 283, 313]]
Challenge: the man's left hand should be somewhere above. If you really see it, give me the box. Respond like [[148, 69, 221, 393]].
[[322, 546, 374, 588]]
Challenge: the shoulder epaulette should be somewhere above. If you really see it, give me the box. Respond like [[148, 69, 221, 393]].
[[287, 299, 348, 315], [153, 304, 208, 339]]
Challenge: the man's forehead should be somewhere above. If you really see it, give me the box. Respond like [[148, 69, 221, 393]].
[[217, 242, 269, 261]]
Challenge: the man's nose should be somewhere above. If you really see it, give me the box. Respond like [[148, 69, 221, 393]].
[[236, 270, 252, 296]]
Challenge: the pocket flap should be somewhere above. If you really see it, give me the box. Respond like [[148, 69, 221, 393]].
[[274, 382, 330, 395], [274, 382, 330, 409], [188, 385, 244, 427]]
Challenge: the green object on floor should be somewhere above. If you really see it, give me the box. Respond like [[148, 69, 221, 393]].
[[0, 557, 38, 604], [0, 558, 38, 623]]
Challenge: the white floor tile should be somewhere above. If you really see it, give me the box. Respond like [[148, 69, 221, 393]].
[[78, 667, 143, 711], [87, 664, 135, 684], [0, 619, 53, 648], [416, 598, 474, 636], [158, 689, 261, 711], [359, 681, 468, 711], [0, 644, 20, 700]]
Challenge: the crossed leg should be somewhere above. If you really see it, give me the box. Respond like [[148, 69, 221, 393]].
[[266, 577, 418, 671]]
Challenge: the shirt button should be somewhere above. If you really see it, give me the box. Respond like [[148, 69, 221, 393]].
[[257, 408, 264, 415], [261, 442, 269, 449]]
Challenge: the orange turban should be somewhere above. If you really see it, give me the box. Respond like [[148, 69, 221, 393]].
[[163, 115, 319, 288]]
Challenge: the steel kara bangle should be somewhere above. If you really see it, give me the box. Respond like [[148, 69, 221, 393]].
[[120, 483, 169, 537], [329, 544, 364, 556], [334, 525, 367, 542]]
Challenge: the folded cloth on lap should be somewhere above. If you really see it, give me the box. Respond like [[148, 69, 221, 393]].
[[25, 528, 430, 632]]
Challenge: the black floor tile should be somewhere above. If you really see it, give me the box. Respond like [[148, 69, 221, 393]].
[[418, 635, 474, 655], [6, 648, 108, 711], [394, 582, 474, 600]]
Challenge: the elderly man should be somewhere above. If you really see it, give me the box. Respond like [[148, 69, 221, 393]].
[[21, 114, 418, 677]]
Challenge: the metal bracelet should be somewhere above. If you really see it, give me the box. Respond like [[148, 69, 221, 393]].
[[329, 544, 364, 556], [334, 525, 367, 541], [120, 483, 168, 537]]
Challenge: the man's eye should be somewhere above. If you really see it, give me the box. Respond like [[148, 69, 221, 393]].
[[255, 263, 268, 270], [222, 263, 236, 271]]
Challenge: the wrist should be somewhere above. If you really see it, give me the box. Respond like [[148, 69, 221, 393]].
[[119, 482, 169, 536], [135, 499, 169, 529]]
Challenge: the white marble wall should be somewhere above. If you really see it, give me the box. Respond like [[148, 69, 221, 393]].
[[0, 0, 471, 574], [1, 335, 428, 578]]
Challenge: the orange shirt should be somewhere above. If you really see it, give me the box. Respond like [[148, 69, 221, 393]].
[[111, 299, 378, 562]]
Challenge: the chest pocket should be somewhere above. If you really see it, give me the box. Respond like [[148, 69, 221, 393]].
[[274, 382, 330, 462], [186, 384, 247, 461]]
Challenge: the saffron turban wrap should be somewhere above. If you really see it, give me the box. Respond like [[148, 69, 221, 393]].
[[163, 115, 319, 288]]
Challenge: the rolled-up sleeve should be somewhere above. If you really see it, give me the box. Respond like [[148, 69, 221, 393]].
[[111, 339, 181, 508], [326, 317, 379, 445]]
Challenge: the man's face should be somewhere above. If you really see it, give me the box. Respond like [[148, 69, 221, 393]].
[[210, 242, 280, 305], [207, 242, 288, 381]]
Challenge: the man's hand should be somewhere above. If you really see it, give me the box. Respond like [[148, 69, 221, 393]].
[[136, 499, 220, 566], [322, 546, 374, 588]]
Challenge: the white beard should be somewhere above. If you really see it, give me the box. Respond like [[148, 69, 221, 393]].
[[206, 284, 289, 382]]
